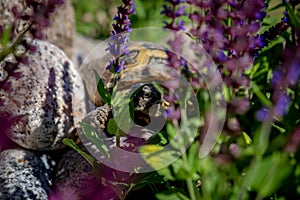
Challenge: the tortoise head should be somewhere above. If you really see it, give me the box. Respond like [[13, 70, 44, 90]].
[[132, 83, 168, 126]]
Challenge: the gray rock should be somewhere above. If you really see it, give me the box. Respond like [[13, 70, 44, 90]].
[[0, 40, 87, 150], [0, 148, 55, 200], [54, 147, 100, 200]]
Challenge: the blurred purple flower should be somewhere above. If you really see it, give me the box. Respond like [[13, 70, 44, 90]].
[[106, 0, 135, 73], [187, 0, 267, 91], [161, 0, 186, 31], [229, 143, 240, 159], [271, 70, 283, 87], [164, 106, 181, 121], [285, 126, 300, 153], [274, 94, 290, 116], [287, 63, 300, 85], [256, 107, 269, 122], [283, 11, 289, 23], [228, 97, 250, 115], [260, 45, 300, 121]]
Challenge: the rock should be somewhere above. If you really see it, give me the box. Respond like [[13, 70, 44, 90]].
[[0, 148, 55, 200], [53, 147, 104, 200], [0, 40, 87, 150], [43, 0, 75, 59], [0, 0, 75, 59], [73, 34, 100, 68]]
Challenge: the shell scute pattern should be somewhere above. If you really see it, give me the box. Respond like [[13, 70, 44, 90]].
[[80, 41, 173, 106]]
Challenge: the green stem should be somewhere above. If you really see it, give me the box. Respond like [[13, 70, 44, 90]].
[[181, 147, 197, 200], [116, 134, 120, 147], [0, 23, 32, 61], [186, 178, 197, 200]]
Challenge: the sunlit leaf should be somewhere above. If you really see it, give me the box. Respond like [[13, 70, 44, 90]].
[[242, 132, 253, 145], [139, 144, 178, 170], [62, 138, 95, 166], [1, 26, 11, 48], [80, 122, 110, 158], [107, 118, 120, 135]]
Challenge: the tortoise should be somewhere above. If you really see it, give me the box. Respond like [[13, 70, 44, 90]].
[[54, 42, 178, 195], [78, 41, 178, 151], [80, 41, 174, 107]]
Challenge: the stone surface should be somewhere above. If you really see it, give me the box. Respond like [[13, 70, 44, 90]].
[[0, 0, 75, 58], [43, 0, 75, 59], [53, 147, 103, 200], [73, 34, 100, 68], [0, 148, 55, 200], [0, 40, 87, 150]]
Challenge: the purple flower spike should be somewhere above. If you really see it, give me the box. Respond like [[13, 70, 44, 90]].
[[161, 0, 186, 31], [187, 0, 266, 89], [106, 0, 135, 74]]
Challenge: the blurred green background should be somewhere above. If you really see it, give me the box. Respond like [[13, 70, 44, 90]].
[[72, 0, 164, 39]]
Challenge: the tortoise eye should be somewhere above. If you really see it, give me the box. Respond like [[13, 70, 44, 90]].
[[142, 85, 152, 97]]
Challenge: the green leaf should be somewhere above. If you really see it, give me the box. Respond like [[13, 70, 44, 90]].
[[242, 131, 253, 145], [139, 144, 179, 171], [1, 26, 11, 48], [286, 4, 300, 29], [268, 3, 285, 12], [107, 118, 120, 135], [156, 192, 190, 200], [187, 142, 201, 176], [152, 81, 165, 95], [252, 82, 273, 107], [0, 26, 12, 60], [245, 153, 293, 198], [93, 69, 111, 105], [166, 123, 177, 141], [80, 122, 110, 158], [148, 131, 168, 145], [62, 138, 95, 166]]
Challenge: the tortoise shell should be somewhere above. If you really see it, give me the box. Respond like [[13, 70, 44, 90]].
[[80, 41, 174, 106]]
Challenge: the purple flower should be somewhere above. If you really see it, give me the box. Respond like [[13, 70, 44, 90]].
[[285, 126, 300, 153], [164, 106, 181, 121], [256, 107, 269, 122], [187, 0, 266, 85], [287, 63, 300, 85], [274, 94, 290, 116], [106, 0, 135, 74], [161, 0, 186, 31], [262, 45, 300, 121], [283, 11, 289, 23]]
